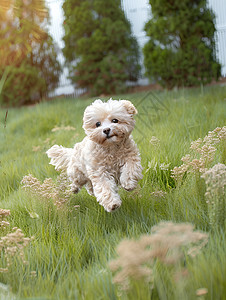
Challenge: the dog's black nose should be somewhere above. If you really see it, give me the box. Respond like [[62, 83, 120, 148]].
[[103, 128, 110, 136]]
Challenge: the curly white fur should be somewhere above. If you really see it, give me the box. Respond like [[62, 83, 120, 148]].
[[46, 99, 143, 212]]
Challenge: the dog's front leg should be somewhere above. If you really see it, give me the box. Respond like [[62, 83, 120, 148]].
[[89, 173, 122, 212], [120, 159, 143, 191]]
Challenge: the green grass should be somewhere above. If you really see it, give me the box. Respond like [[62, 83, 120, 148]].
[[0, 86, 225, 299]]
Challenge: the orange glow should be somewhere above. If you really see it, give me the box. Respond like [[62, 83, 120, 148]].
[[0, 0, 48, 67]]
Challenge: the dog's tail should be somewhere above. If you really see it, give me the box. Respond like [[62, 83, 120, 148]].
[[46, 145, 73, 171]]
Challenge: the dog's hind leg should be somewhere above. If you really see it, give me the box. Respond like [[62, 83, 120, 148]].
[[85, 180, 94, 196], [67, 165, 88, 194]]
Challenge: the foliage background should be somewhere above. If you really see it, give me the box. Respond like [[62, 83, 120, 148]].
[[63, 0, 141, 96], [143, 0, 221, 89]]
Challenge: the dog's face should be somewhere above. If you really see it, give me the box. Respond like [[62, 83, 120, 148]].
[[83, 99, 137, 146]]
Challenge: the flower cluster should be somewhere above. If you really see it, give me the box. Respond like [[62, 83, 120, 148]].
[[51, 125, 76, 132], [146, 158, 170, 174], [32, 138, 56, 152], [201, 163, 226, 226], [149, 136, 160, 148], [150, 190, 167, 198], [171, 127, 226, 183], [56, 172, 73, 207], [0, 209, 34, 273], [32, 125, 78, 153], [109, 238, 153, 290], [0, 209, 10, 229], [0, 228, 33, 268], [159, 163, 170, 171], [109, 221, 208, 290], [21, 172, 72, 208]]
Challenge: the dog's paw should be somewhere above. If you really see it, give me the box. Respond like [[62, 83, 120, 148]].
[[99, 198, 122, 212], [101, 198, 122, 212], [106, 201, 121, 212], [120, 175, 138, 192], [71, 183, 80, 194], [121, 181, 137, 192], [72, 188, 79, 194]]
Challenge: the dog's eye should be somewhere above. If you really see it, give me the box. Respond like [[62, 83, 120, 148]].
[[96, 121, 101, 127], [112, 119, 118, 123]]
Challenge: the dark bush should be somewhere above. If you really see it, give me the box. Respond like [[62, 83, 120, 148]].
[[63, 0, 140, 96], [143, 0, 221, 89]]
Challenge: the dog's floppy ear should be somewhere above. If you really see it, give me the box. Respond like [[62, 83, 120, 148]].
[[121, 100, 137, 115]]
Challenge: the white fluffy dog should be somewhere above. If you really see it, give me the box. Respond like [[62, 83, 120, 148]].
[[46, 99, 143, 212]]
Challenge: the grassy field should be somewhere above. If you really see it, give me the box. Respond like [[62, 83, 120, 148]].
[[0, 86, 225, 299]]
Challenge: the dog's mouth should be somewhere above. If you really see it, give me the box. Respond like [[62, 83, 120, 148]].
[[103, 134, 118, 142], [105, 131, 126, 141], [106, 134, 115, 139]]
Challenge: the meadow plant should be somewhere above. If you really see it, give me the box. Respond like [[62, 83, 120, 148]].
[[149, 136, 160, 148], [21, 173, 71, 208], [147, 137, 171, 189], [150, 190, 167, 198], [0, 228, 33, 268], [196, 288, 208, 297], [171, 126, 226, 183], [0, 209, 33, 272], [32, 137, 56, 153], [0, 209, 10, 229], [109, 221, 208, 291], [201, 163, 226, 227], [32, 145, 42, 152], [159, 163, 170, 171], [145, 158, 158, 173], [51, 125, 76, 132], [32, 126, 77, 153], [146, 158, 170, 174]]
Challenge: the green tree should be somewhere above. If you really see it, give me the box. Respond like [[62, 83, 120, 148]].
[[63, 0, 140, 96], [143, 0, 221, 89], [0, 0, 61, 106]]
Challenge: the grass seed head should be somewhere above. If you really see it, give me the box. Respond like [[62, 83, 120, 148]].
[[0, 228, 33, 267], [0, 209, 10, 219], [149, 136, 160, 147], [196, 288, 208, 296], [171, 127, 225, 182], [21, 172, 71, 208], [109, 222, 208, 290], [201, 163, 226, 226], [151, 190, 167, 198]]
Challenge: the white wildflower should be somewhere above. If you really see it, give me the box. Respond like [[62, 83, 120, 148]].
[[52, 125, 76, 132], [151, 190, 167, 198], [146, 158, 158, 173], [149, 136, 160, 147], [201, 163, 226, 226], [159, 163, 170, 171]]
